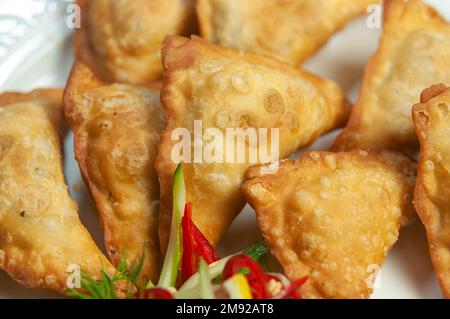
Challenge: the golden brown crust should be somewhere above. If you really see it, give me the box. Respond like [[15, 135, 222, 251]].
[[64, 62, 165, 284], [412, 84, 450, 298], [333, 0, 450, 156], [420, 83, 448, 104], [75, 0, 197, 84], [156, 35, 350, 252], [0, 89, 113, 293], [0, 89, 60, 107], [243, 150, 416, 299], [196, 0, 378, 65]]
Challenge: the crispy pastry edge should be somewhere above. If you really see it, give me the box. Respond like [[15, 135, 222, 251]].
[[412, 84, 450, 299]]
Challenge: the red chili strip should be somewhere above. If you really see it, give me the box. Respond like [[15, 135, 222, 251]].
[[143, 288, 174, 299], [222, 254, 269, 299], [276, 276, 308, 299], [181, 202, 220, 284], [181, 202, 196, 283], [191, 223, 220, 263]]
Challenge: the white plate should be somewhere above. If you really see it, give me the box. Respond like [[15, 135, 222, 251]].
[[0, 0, 447, 299]]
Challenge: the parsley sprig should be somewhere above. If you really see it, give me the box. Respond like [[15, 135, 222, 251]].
[[68, 254, 145, 299]]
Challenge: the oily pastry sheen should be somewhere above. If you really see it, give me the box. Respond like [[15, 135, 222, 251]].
[[64, 63, 165, 284], [412, 84, 450, 299], [156, 35, 350, 252], [0, 89, 113, 293], [333, 0, 450, 155], [75, 0, 197, 83], [196, 0, 378, 65], [243, 150, 416, 298]]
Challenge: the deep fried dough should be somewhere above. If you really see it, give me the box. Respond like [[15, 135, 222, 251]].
[[333, 0, 450, 156], [196, 0, 377, 65], [64, 63, 165, 284], [156, 35, 350, 252], [412, 84, 450, 298], [75, 0, 197, 84], [0, 89, 113, 293], [243, 150, 416, 298]]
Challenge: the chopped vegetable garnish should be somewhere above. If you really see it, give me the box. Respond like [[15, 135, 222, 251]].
[[179, 256, 233, 292], [181, 202, 196, 283], [191, 223, 220, 263], [242, 240, 269, 261], [222, 254, 269, 299], [181, 202, 220, 283], [69, 166, 307, 300], [128, 250, 146, 286], [266, 277, 284, 296], [158, 163, 185, 288], [68, 257, 137, 299], [274, 276, 308, 299], [145, 280, 155, 289], [179, 240, 268, 292], [199, 259, 214, 299], [143, 288, 174, 299], [223, 273, 253, 299]]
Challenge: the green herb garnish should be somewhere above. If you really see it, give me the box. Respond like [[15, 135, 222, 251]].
[[68, 254, 143, 299], [243, 240, 269, 261]]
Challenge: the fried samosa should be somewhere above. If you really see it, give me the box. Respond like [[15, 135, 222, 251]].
[[0, 89, 113, 293], [333, 0, 450, 155], [243, 150, 416, 298], [412, 84, 450, 298], [64, 63, 165, 284], [156, 35, 350, 252], [196, 0, 378, 65], [75, 0, 197, 84]]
